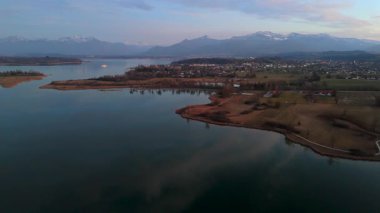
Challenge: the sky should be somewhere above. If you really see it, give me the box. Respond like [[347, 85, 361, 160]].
[[1, 0, 380, 45]]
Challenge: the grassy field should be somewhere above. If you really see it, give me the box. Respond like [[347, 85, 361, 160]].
[[260, 91, 336, 105], [254, 72, 300, 83], [253, 74, 380, 91], [337, 91, 380, 106], [321, 79, 380, 91], [179, 92, 380, 159]]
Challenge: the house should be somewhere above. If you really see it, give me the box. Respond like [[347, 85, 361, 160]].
[[264, 91, 273, 98], [315, 90, 336, 97], [264, 89, 281, 98]]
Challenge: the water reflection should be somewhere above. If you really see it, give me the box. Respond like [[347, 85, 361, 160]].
[[39, 126, 283, 212], [2, 59, 380, 212]]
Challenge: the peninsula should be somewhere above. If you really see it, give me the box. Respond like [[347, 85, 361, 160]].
[[176, 92, 380, 161], [0, 57, 82, 66], [0, 71, 46, 88], [41, 56, 380, 161]]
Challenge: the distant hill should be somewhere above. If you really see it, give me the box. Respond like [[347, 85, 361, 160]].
[[368, 45, 380, 53], [171, 58, 246, 65], [171, 51, 380, 66], [277, 51, 380, 61], [0, 36, 151, 56], [144, 32, 380, 57]]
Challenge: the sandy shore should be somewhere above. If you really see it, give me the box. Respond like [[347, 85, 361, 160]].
[[0, 75, 46, 88]]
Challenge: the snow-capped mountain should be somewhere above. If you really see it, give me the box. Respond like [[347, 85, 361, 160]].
[[144, 32, 380, 57], [57, 36, 98, 43], [2, 32, 379, 57], [232, 31, 288, 41]]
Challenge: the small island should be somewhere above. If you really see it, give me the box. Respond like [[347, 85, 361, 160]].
[[0, 57, 82, 66], [0, 71, 46, 88], [41, 56, 380, 161]]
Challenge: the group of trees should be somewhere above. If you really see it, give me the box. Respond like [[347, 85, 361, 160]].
[[0, 70, 44, 77], [306, 72, 321, 82], [94, 74, 129, 82], [218, 84, 235, 98]]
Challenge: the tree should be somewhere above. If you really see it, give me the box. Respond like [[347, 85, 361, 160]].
[[218, 83, 234, 98], [309, 72, 321, 82]]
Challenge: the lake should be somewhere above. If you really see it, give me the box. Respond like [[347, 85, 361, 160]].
[[1, 59, 380, 212]]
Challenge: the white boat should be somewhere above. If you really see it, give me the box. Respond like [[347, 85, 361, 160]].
[[101, 64, 108, 68]]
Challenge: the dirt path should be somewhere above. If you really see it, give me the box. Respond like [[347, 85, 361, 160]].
[[376, 140, 380, 156], [292, 133, 351, 154]]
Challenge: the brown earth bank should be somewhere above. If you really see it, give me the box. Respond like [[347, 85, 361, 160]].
[[40, 78, 226, 90], [176, 94, 380, 161], [0, 75, 46, 88]]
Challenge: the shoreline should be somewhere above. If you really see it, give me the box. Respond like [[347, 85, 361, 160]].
[[0, 74, 46, 88], [0, 57, 82, 66], [40, 78, 226, 90], [176, 98, 380, 162], [0, 62, 82, 66], [40, 78, 380, 161]]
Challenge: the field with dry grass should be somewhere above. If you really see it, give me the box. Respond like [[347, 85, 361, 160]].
[[177, 92, 380, 160], [254, 72, 299, 83]]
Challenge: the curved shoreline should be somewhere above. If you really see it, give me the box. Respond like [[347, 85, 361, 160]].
[[176, 103, 380, 162], [40, 78, 380, 161]]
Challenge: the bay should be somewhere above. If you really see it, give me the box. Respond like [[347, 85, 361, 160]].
[[1, 59, 380, 212]]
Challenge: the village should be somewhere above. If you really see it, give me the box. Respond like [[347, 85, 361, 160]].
[[126, 57, 380, 81]]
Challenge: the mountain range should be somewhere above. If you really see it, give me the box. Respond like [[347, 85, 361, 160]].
[[1, 32, 380, 57], [0, 36, 151, 56], [145, 32, 380, 57]]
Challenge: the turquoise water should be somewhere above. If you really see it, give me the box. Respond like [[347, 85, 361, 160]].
[[1, 59, 380, 212]]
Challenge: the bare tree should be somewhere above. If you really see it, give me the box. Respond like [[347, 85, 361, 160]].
[[375, 96, 380, 107], [218, 83, 234, 98]]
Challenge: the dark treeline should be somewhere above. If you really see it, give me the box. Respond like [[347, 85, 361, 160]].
[[172, 52, 380, 66], [172, 58, 253, 65], [94, 73, 129, 82], [127, 88, 213, 96], [172, 57, 304, 66], [0, 57, 82, 66], [0, 70, 44, 77], [277, 51, 380, 62]]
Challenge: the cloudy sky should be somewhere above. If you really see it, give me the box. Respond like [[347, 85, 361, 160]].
[[1, 0, 380, 45]]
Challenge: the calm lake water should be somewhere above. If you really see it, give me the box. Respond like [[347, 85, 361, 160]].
[[1, 59, 380, 212]]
